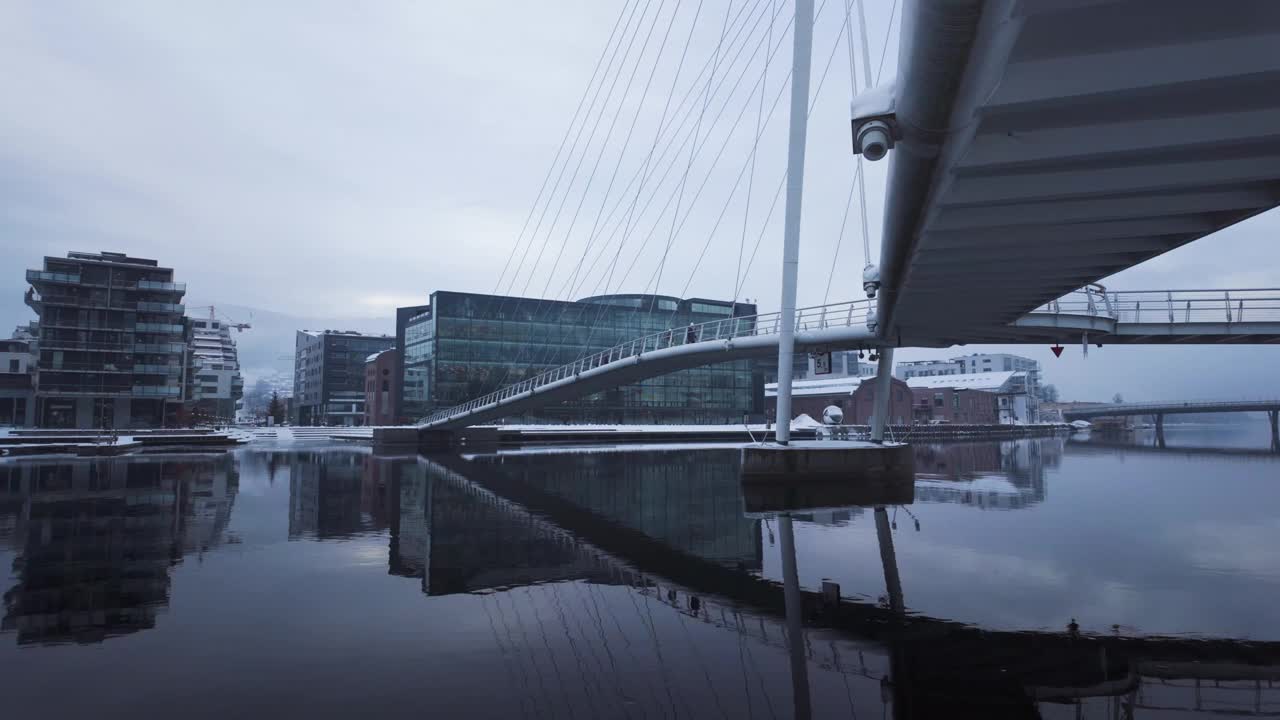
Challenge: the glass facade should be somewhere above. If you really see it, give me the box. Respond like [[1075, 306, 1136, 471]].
[[400, 291, 762, 424]]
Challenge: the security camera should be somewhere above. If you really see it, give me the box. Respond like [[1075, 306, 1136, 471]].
[[855, 120, 894, 161]]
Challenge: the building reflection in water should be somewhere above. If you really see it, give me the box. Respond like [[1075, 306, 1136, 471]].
[[287, 449, 392, 539], [368, 445, 1280, 719], [0, 454, 237, 646], [911, 437, 1061, 510]]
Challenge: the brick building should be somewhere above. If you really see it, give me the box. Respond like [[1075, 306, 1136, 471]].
[[910, 386, 998, 424], [764, 375, 913, 425], [906, 371, 1032, 424], [364, 348, 399, 426]]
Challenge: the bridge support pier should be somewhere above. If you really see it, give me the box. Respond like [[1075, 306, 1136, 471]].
[[870, 347, 896, 444], [1270, 410, 1279, 451], [415, 427, 499, 454], [419, 430, 456, 453], [1155, 413, 1166, 449]]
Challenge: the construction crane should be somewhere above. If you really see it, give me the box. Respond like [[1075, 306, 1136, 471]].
[[190, 305, 252, 332]]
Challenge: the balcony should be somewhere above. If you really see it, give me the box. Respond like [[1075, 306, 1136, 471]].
[[136, 280, 186, 293], [132, 385, 181, 398], [25, 270, 81, 285], [40, 362, 182, 376], [134, 342, 186, 354], [135, 322, 185, 334], [41, 362, 131, 374], [37, 340, 135, 353], [35, 384, 180, 398], [133, 364, 182, 375], [136, 301, 185, 314]]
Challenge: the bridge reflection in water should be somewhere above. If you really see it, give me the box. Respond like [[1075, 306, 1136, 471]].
[[361, 445, 1280, 719]]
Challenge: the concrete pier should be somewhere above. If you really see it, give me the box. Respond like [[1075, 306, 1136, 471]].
[[740, 440, 914, 481], [741, 472, 914, 514], [371, 427, 500, 454]]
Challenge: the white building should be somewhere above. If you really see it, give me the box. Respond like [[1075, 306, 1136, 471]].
[[906, 371, 1032, 424], [895, 359, 963, 379], [951, 353, 1041, 420], [187, 317, 245, 423]]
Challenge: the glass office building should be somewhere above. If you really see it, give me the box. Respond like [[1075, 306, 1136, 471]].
[[399, 291, 762, 424]]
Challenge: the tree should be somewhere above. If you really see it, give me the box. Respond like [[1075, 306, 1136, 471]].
[[1113, 393, 1124, 404], [1037, 384, 1059, 403], [268, 391, 285, 425]]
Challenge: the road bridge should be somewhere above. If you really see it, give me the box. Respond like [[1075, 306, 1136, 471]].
[[1063, 399, 1280, 448]]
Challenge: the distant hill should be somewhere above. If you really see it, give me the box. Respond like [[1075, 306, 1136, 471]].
[[185, 301, 394, 383]]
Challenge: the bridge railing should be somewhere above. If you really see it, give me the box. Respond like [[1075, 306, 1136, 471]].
[[419, 299, 874, 427], [1032, 286, 1280, 324]]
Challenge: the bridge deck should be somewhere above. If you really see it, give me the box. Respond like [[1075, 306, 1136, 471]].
[[876, 0, 1280, 346]]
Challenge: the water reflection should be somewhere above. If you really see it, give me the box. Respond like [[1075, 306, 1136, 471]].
[[0, 454, 237, 645], [912, 438, 1058, 510], [2, 438, 1278, 718], [381, 447, 1280, 718]]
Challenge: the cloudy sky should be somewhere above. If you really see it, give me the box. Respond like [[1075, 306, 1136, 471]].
[[2, 1, 1277, 401]]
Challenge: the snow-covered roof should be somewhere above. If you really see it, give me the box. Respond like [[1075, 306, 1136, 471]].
[[905, 370, 1024, 392], [764, 375, 864, 398], [365, 350, 389, 363]]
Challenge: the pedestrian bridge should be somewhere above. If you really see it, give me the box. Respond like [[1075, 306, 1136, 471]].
[[418, 286, 1280, 430]]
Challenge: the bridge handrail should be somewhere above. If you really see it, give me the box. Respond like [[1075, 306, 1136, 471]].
[[1030, 287, 1280, 324], [418, 299, 874, 426]]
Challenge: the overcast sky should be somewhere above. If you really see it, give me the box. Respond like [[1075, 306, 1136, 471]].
[[2, 1, 1277, 401]]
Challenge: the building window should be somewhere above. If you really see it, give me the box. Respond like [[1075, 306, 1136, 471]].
[[8, 359, 17, 373], [934, 393, 944, 408]]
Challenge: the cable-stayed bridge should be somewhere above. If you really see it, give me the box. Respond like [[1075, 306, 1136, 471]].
[[414, 1, 1280, 432], [419, 286, 1279, 430]]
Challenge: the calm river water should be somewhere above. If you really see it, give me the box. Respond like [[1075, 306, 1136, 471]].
[[2, 423, 1278, 718]]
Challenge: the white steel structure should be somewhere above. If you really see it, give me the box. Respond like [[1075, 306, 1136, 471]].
[[860, 0, 1280, 348]]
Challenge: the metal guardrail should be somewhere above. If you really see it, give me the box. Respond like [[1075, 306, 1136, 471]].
[[419, 299, 874, 426], [1032, 286, 1280, 324]]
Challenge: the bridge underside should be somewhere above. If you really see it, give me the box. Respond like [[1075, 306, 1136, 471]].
[[877, 0, 1280, 341], [955, 317, 1280, 346]]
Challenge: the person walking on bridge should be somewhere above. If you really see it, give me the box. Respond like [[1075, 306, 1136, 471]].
[[685, 322, 698, 345]]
